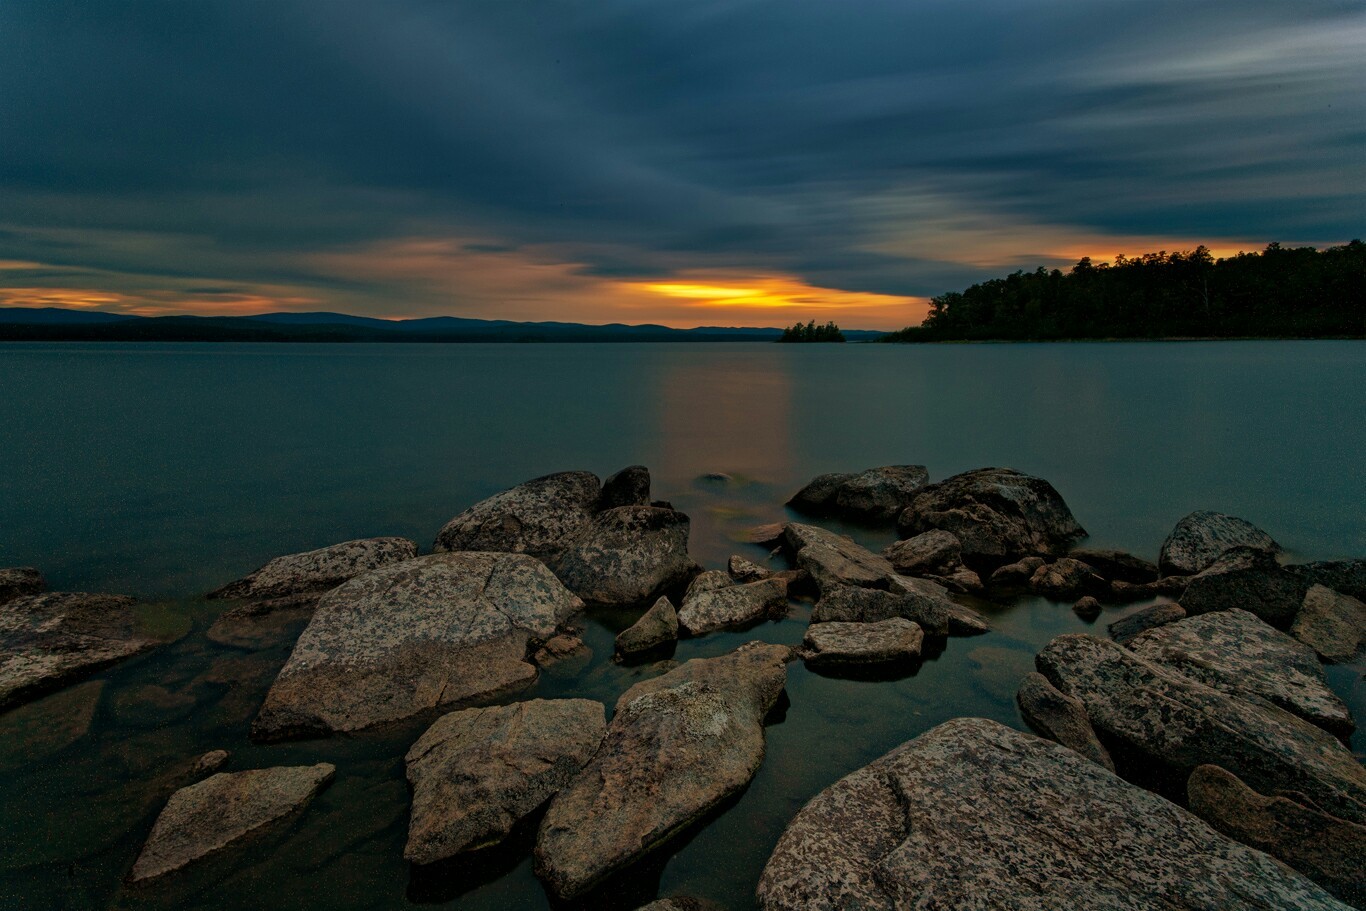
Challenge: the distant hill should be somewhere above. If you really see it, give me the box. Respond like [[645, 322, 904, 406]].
[[0, 308, 888, 342]]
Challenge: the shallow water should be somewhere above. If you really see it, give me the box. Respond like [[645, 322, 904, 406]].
[[1, 340, 1363, 910]]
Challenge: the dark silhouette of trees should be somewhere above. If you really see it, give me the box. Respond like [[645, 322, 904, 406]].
[[881, 241, 1365, 342], [779, 319, 846, 343]]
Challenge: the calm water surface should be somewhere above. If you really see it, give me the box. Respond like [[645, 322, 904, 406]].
[[1, 341, 1363, 910]]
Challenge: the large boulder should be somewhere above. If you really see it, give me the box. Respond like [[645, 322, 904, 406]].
[[1187, 764, 1366, 909], [756, 718, 1345, 911], [404, 699, 606, 865], [1293, 584, 1366, 663], [801, 619, 922, 668], [1016, 671, 1114, 772], [882, 530, 962, 576], [0, 567, 44, 605], [811, 583, 987, 637], [615, 596, 679, 657], [206, 537, 419, 602], [128, 763, 335, 882], [433, 471, 602, 557], [1180, 546, 1308, 628], [895, 468, 1086, 566], [789, 466, 930, 521], [1066, 548, 1158, 584], [787, 473, 855, 513], [252, 553, 582, 740], [1036, 634, 1366, 824], [1159, 510, 1281, 576], [547, 506, 697, 606], [1, 592, 158, 711], [678, 578, 788, 636], [1287, 559, 1366, 602], [1127, 608, 1353, 736], [536, 642, 790, 900]]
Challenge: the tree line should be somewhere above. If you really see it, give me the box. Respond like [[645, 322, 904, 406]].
[[880, 241, 1365, 342], [778, 320, 846, 343]]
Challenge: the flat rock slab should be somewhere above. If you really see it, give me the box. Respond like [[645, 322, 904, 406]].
[[547, 506, 697, 606], [536, 642, 790, 900], [1128, 608, 1353, 736], [1037, 634, 1366, 824], [1, 592, 157, 711], [207, 537, 418, 602], [678, 577, 788, 636], [1107, 602, 1185, 644], [128, 763, 335, 882], [252, 552, 582, 740], [1159, 510, 1280, 576], [1293, 584, 1366, 663], [1016, 671, 1114, 771], [616, 596, 679, 656], [433, 471, 602, 557], [802, 618, 922, 667], [811, 582, 987, 637], [789, 524, 899, 591], [756, 718, 1347, 911], [405, 699, 606, 865], [895, 467, 1087, 565]]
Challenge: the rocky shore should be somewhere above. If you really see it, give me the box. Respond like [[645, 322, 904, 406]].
[[2, 463, 1362, 907]]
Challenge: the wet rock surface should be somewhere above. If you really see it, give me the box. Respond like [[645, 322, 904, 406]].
[[1128, 608, 1353, 736], [615, 596, 679, 657], [1036, 634, 1366, 824], [404, 699, 606, 865], [1, 591, 158, 711], [1293, 584, 1366, 663], [756, 718, 1343, 911], [1016, 671, 1114, 771], [535, 642, 790, 900], [801, 618, 922, 668], [895, 468, 1087, 565], [206, 537, 418, 602], [1159, 510, 1281, 576], [128, 763, 336, 882], [678, 577, 788, 636], [0, 567, 44, 605], [252, 552, 583, 740], [433, 471, 603, 557], [547, 506, 697, 606], [1107, 602, 1185, 644]]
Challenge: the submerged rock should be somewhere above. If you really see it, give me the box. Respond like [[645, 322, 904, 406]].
[[745, 523, 787, 546], [1072, 595, 1102, 620], [1016, 671, 1114, 771], [598, 465, 652, 510], [1293, 584, 1366, 663], [536, 642, 790, 900], [895, 468, 1087, 566], [811, 582, 986, 637], [1180, 546, 1308, 628], [678, 577, 788, 636], [615, 596, 679, 657], [405, 699, 606, 865], [1108, 575, 1191, 601], [756, 718, 1343, 911], [1128, 608, 1353, 736], [1, 592, 158, 711], [1066, 547, 1158, 584], [802, 618, 922, 668], [1107, 602, 1185, 644], [882, 530, 962, 576], [252, 552, 582, 740], [727, 554, 771, 583], [1159, 510, 1281, 576], [128, 763, 335, 883], [1187, 764, 1366, 909], [0, 567, 44, 605], [547, 506, 697, 606], [1036, 634, 1366, 824], [206, 537, 418, 602], [0, 680, 103, 772], [433, 471, 602, 557], [193, 750, 229, 777]]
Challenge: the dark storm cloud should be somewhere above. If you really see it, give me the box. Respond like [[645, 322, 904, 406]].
[[0, 0, 1361, 321]]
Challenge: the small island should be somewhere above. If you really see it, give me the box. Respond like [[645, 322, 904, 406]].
[[777, 320, 846, 343]]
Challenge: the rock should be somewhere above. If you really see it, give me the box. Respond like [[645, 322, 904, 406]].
[[598, 465, 652, 509], [547, 506, 697, 606], [533, 634, 590, 667], [0, 680, 103, 772], [1, 592, 157, 711], [1180, 546, 1308, 628], [793, 533, 897, 591], [1072, 595, 1102, 620], [746, 523, 787, 546], [1107, 602, 1186, 644], [802, 618, 922, 667], [882, 530, 962, 576], [895, 467, 1086, 566], [1287, 559, 1366, 602], [206, 597, 316, 650], [988, 555, 1046, 586], [193, 750, 229, 777], [811, 582, 986, 637], [1027, 557, 1106, 599], [1293, 584, 1366, 663], [0, 567, 44, 605], [127, 763, 335, 882], [405, 699, 606, 865], [536, 642, 790, 900], [252, 552, 582, 740], [786, 472, 855, 513], [1187, 764, 1366, 909], [1127, 608, 1353, 736], [755, 718, 1347, 911], [634, 898, 725, 911], [924, 567, 984, 595], [206, 537, 419, 602], [1017, 672, 1114, 771], [683, 570, 731, 601], [1159, 510, 1281, 576], [1036, 634, 1366, 824], [678, 578, 788, 636], [615, 597, 679, 656], [1066, 547, 1158, 584], [433, 471, 602, 557], [727, 554, 771, 583], [832, 466, 931, 521], [1108, 575, 1190, 601]]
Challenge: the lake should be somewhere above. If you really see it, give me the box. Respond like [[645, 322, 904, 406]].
[[1, 340, 1364, 910]]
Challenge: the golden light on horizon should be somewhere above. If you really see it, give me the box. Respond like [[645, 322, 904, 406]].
[[632, 276, 923, 319]]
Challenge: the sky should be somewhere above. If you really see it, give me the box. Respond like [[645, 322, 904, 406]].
[[0, 1, 1362, 330]]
